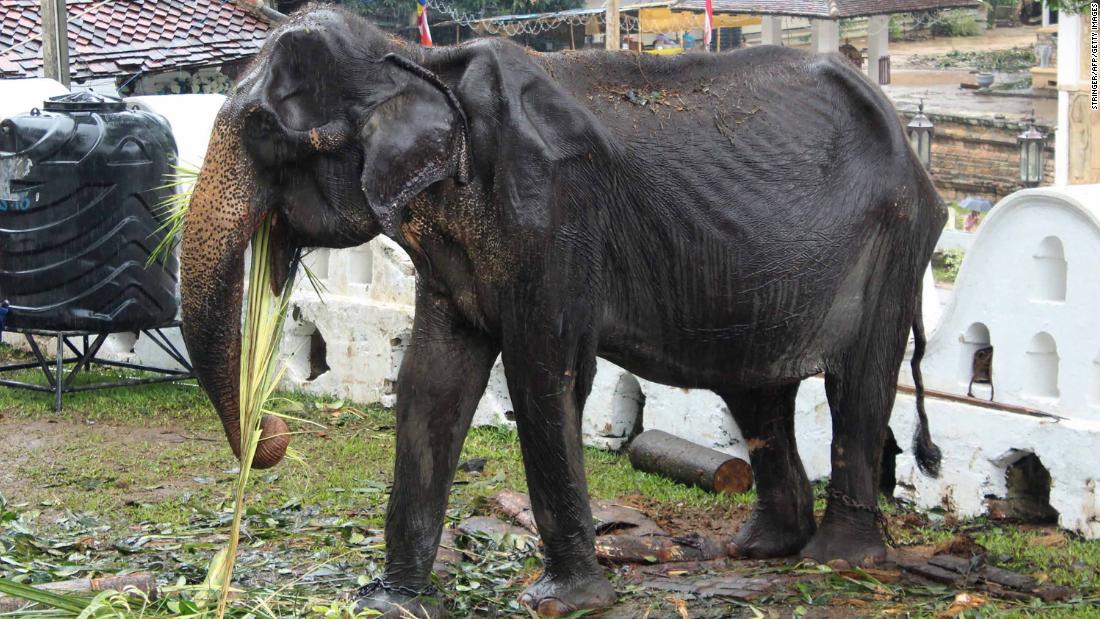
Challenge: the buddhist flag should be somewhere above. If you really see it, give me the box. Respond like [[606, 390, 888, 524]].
[[703, 0, 713, 49], [417, 0, 433, 46]]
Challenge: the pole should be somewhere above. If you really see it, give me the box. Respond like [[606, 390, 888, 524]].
[[40, 0, 69, 87], [605, 0, 620, 50]]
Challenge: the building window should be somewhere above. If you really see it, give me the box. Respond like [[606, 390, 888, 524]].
[[1031, 236, 1067, 302], [1024, 332, 1059, 400]]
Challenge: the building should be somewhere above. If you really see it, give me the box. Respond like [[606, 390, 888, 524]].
[[0, 0, 275, 95]]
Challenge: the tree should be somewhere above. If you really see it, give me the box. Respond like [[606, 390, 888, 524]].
[[1045, 0, 1093, 12]]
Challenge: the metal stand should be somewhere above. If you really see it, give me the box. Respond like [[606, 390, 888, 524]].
[[0, 322, 193, 412]]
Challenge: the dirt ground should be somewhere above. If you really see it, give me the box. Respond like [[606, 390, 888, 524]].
[[2, 385, 1099, 618]]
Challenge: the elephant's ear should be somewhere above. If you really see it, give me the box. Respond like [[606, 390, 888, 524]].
[[359, 56, 469, 237], [455, 43, 611, 234]]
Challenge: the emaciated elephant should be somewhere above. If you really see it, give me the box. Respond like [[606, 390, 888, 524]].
[[180, 7, 945, 617]]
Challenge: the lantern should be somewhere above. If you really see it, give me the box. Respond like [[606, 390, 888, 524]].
[[907, 99, 934, 170], [1017, 117, 1046, 188]]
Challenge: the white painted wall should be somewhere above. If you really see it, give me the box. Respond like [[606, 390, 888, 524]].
[[0, 78, 68, 121], [917, 186, 1100, 421]]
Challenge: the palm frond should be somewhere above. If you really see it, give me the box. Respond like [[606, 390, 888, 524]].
[[146, 163, 200, 269], [215, 215, 296, 619]]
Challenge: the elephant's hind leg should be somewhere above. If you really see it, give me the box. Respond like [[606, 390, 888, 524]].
[[801, 292, 914, 567], [721, 384, 815, 558]]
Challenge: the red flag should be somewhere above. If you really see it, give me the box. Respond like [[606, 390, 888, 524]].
[[417, 0, 433, 46], [703, 0, 713, 49]]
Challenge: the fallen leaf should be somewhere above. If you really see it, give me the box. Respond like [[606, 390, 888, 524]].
[[670, 596, 689, 619], [938, 592, 988, 618], [1032, 532, 1066, 548]]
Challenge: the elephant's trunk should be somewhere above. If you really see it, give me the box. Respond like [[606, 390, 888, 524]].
[[180, 106, 289, 470]]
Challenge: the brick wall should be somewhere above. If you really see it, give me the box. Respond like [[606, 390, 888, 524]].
[[913, 111, 1056, 204]]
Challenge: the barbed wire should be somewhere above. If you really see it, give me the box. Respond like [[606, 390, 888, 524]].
[[428, 0, 639, 35], [427, 1, 981, 40]]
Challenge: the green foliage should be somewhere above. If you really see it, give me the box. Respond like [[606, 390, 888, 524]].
[[932, 248, 966, 284], [1044, 0, 1095, 12], [931, 9, 980, 37], [910, 46, 1036, 72], [888, 13, 906, 40], [147, 163, 199, 269]]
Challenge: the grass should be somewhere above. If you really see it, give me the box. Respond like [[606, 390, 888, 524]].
[[2, 358, 1100, 616]]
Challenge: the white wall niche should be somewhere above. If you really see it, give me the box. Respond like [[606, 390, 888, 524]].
[[1030, 236, 1067, 303], [1023, 332, 1060, 401], [301, 248, 331, 281], [282, 316, 330, 384], [347, 246, 373, 289], [957, 322, 992, 387]]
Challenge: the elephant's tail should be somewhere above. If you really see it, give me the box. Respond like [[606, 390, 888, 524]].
[[910, 279, 942, 478]]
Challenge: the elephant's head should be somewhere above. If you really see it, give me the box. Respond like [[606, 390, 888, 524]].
[[180, 8, 470, 468]]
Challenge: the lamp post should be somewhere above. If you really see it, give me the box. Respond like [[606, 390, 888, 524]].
[[1017, 116, 1046, 188], [907, 99, 934, 170]]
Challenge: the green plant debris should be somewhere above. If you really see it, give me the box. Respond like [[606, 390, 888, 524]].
[[1, 372, 1099, 616], [908, 46, 1037, 73]]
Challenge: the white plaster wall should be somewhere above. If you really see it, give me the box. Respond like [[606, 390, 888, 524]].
[[0, 78, 68, 121], [890, 390, 1100, 539], [125, 94, 226, 168], [917, 186, 1100, 421]]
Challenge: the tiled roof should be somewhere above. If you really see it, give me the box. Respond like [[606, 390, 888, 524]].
[[0, 0, 273, 81], [674, 0, 979, 18]]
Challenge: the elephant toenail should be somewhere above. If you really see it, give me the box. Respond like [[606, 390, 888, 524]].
[[826, 559, 851, 571], [537, 597, 574, 617]]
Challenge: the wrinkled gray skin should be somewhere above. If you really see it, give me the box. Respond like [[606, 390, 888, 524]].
[[180, 6, 945, 617]]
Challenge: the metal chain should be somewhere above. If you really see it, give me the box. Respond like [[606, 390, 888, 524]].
[[826, 485, 896, 548], [356, 577, 439, 600]]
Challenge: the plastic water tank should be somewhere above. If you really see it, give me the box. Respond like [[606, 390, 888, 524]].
[[0, 92, 179, 332]]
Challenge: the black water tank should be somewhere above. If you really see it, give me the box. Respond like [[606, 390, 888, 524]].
[[0, 92, 179, 332]]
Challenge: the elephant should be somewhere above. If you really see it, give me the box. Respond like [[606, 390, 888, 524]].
[[179, 7, 946, 617]]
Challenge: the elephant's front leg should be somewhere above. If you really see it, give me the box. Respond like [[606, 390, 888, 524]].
[[356, 293, 498, 619], [502, 316, 615, 617]]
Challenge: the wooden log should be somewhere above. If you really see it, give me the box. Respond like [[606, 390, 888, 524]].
[[0, 573, 157, 612], [627, 430, 753, 494], [491, 489, 539, 535], [595, 533, 726, 564]]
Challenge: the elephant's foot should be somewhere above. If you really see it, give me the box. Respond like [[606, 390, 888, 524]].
[[726, 507, 815, 559], [800, 509, 886, 568], [353, 579, 444, 619], [518, 571, 616, 617]]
